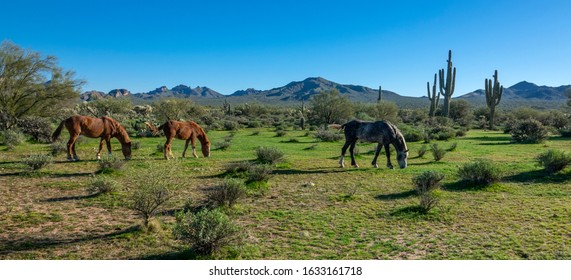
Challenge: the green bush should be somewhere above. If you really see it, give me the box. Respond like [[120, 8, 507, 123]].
[[457, 159, 502, 186], [129, 184, 172, 228], [535, 149, 571, 174], [86, 177, 120, 194], [223, 120, 240, 131], [558, 128, 571, 138], [97, 157, 125, 174], [417, 145, 428, 158], [17, 117, 52, 143], [247, 164, 273, 183], [132, 141, 141, 150], [255, 146, 284, 165], [50, 141, 67, 156], [1, 129, 25, 150], [173, 208, 241, 256], [412, 171, 444, 213], [215, 141, 231, 151], [447, 142, 458, 152], [314, 128, 343, 142], [224, 161, 253, 175], [275, 130, 287, 137], [21, 154, 53, 170], [208, 178, 246, 208], [430, 143, 447, 162], [511, 119, 549, 143]]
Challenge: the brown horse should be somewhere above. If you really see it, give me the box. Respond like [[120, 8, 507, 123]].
[[52, 115, 132, 161], [145, 120, 210, 160]]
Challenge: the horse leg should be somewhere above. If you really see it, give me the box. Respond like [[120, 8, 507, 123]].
[[339, 141, 351, 168], [67, 136, 78, 161], [384, 143, 394, 169], [191, 137, 198, 158], [105, 138, 112, 158], [182, 139, 190, 158], [349, 140, 359, 168], [372, 143, 382, 168], [96, 138, 105, 160]]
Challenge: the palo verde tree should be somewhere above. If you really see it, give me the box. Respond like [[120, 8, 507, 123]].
[[0, 41, 83, 130], [485, 70, 503, 130], [438, 50, 456, 118], [426, 73, 439, 117], [308, 89, 354, 125]]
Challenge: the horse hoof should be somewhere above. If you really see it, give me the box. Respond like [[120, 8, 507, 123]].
[[373, 164, 379, 168], [388, 166, 394, 169], [352, 164, 359, 168]]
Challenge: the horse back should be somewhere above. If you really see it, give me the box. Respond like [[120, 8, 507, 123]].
[[65, 115, 106, 138]]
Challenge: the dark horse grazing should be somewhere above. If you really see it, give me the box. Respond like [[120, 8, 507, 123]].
[[145, 120, 210, 160], [329, 120, 409, 169], [52, 115, 132, 161]]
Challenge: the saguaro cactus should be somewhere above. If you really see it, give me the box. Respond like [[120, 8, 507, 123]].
[[485, 70, 503, 130], [377, 85, 383, 103], [427, 73, 439, 117], [438, 50, 456, 118]]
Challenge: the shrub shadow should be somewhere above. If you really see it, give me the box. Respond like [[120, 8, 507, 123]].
[[442, 180, 489, 192], [375, 190, 416, 200], [42, 193, 100, 202], [504, 169, 571, 184]]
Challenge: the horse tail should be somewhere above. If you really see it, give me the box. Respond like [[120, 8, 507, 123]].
[[144, 122, 160, 135], [51, 120, 66, 143], [328, 124, 345, 130]]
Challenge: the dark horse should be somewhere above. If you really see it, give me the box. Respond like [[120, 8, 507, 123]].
[[145, 120, 210, 160], [329, 120, 409, 169], [52, 115, 132, 161]]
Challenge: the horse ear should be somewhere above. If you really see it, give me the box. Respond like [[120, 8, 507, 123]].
[[404, 149, 409, 153]]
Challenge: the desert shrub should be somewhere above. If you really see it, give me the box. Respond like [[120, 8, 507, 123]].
[[255, 146, 284, 165], [129, 184, 171, 228], [417, 145, 428, 158], [275, 130, 287, 137], [223, 120, 240, 131], [455, 128, 467, 137], [50, 141, 67, 156], [457, 159, 502, 186], [286, 138, 299, 143], [224, 161, 253, 175], [208, 178, 246, 208], [447, 142, 458, 151], [314, 127, 343, 142], [247, 164, 273, 183], [303, 144, 318, 150], [156, 144, 165, 153], [17, 117, 52, 143], [1, 129, 25, 150], [250, 131, 260, 136], [535, 149, 571, 174], [215, 141, 231, 151], [173, 208, 240, 256], [413, 171, 445, 213], [97, 157, 125, 174], [430, 143, 447, 162], [510, 119, 549, 143], [132, 141, 141, 150], [86, 177, 120, 194], [399, 124, 423, 142], [21, 154, 53, 170]]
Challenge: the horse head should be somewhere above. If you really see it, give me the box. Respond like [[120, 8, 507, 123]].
[[397, 149, 409, 169], [121, 141, 132, 160]]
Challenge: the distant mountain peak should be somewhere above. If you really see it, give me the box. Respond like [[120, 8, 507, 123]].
[[509, 81, 538, 91]]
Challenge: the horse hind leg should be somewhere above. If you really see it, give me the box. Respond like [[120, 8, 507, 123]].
[[96, 139, 104, 160], [67, 135, 79, 161], [339, 141, 352, 168], [349, 140, 359, 168], [372, 143, 382, 168], [384, 143, 394, 169]]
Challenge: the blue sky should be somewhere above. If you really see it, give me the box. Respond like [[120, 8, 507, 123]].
[[1, 0, 570, 96]]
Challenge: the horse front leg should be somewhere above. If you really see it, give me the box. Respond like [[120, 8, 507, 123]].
[[372, 143, 382, 168], [105, 138, 112, 158], [339, 141, 351, 168], [182, 139, 190, 158], [96, 138, 105, 160], [67, 136, 78, 161], [191, 137, 198, 158], [349, 140, 359, 168], [384, 143, 393, 169], [164, 137, 174, 160]]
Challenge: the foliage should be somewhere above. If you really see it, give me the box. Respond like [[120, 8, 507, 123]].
[[77, 98, 133, 118], [457, 159, 502, 186], [413, 171, 445, 213], [447, 142, 458, 151], [510, 119, 548, 143], [86, 177, 120, 195], [208, 178, 246, 208], [97, 157, 125, 174], [0, 41, 83, 130], [1, 129, 24, 149], [559, 128, 571, 138], [448, 99, 473, 126], [314, 127, 343, 142], [308, 90, 354, 125], [17, 117, 52, 143], [247, 164, 274, 183], [129, 183, 171, 228], [535, 149, 571, 174], [21, 154, 52, 170], [224, 161, 254, 175], [255, 146, 284, 165], [417, 145, 428, 158], [152, 98, 204, 122], [50, 140, 67, 156], [173, 208, 241, 256], [399, 124, 423, 142], [430, 143, 447, 162]]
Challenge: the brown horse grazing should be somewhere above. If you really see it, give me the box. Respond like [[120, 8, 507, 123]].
[[52, 115, 132, 161], [329, 120, 409, 169], [145, 120, 210, 160]]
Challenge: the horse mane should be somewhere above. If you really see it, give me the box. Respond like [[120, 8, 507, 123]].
[[388, 122, 407, 152], [189, 121, 210, 145], [102, 116, 130, 143]]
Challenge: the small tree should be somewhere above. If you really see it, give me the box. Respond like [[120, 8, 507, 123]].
[[308, 90, 354, 125], [0, 41, 83, 130]]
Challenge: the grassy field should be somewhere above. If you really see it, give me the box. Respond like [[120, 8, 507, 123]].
[[0, 128, 570, 259]]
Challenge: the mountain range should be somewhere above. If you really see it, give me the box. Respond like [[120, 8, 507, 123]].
[[80, 77, 570, 108]]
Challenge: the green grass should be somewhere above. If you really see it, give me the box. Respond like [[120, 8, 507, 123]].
[[0, 129, 570, 259]]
